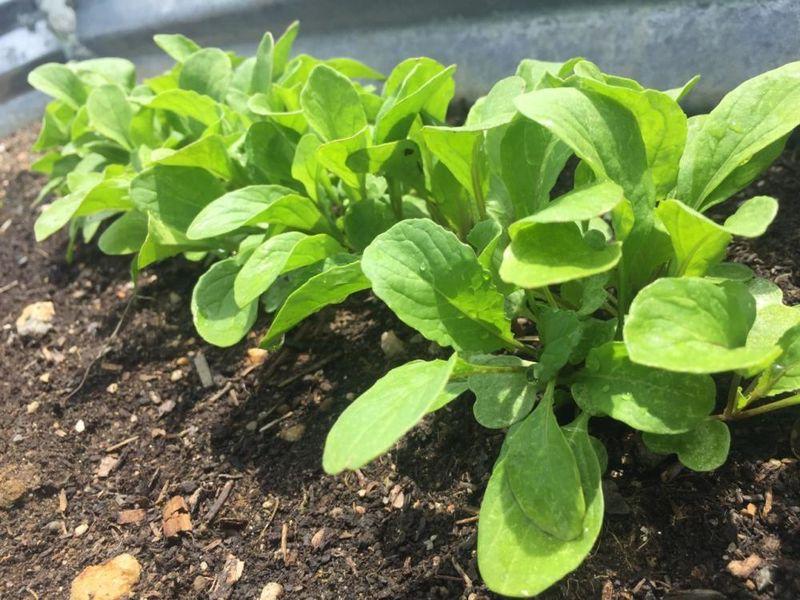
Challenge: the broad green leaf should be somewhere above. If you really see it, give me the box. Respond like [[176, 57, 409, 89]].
[[324, 57, 385, 80], [500, 222, 622, 289], [179, 48, 232, 101], [505, 396, 586, 541], [422, 126, 485, 200], [131, 165, 225, 232], [248, 94, 308, 133], [346, 139, 426, 191], [466, 76, 526, 129], [743, 303, 800, 377], [300, 65, 367, 142], [624, 278, 780, 373], [757, 324, 800, 396], [572, 342, 715, 433], [706, 262, 755, 282], [250, 31, 274, 94], [361, 219, 517, 353], [234, 232, 344, 306], [514, 180, 623, 225], [191, 258, 258, 347], [468, 355, 535, 428], [569, 317, 617, 363], [187, 185, 298, 238], [33, 101, 74, 151], [145, 89, 220, 126], [676, 62, 800, 211], [515, 58, 568, 91], [28, 63, 87, 109], [292, 134, 322, 199], [375, 64, 456, 143], [477, 424, 603, 598], [316, 127, 370, 190], [152, 135, 232, 180], [323, 357, 456, 473], [656, 199, 731, 277], [515, 86, 654, 214], [572, 71, 688, 197], [261, 258, 370, 347], [747, 277, 784, 309], [273, 21, 300, 78], [723, 196, 778, 237], [98, 210, 148, 255], [137, 214, 211, 269], [536, 308, 583, 382], [561, 274, 609, 318], [244, 121, 296, 184], [73, 58, 136, 90], [643, 419, 730, 471], [153, 33, 201, 63], [342, 198, 396, 251], [34, 194, 83, 241], [86, 85, 133, 150]]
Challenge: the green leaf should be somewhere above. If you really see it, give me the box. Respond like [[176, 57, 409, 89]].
[[536, 308, 583, 382], [273, 21, 300, 78], [28, 63, 87, 109], [757, 324, 800, 396], [33, 100, 74, 150], [569, 317, 617, 364], [723, 196, 778, 237], [624, 278, 780, 373], [505, 396, 586, 541], [743, 304, 800, 378], [145, 89, 221, 126], [34, 194, 83, 241], [152, 135, 232, 180], [361, 219, 517, 353], [324, 57, 385, 80], [468, 355, 536, 428], [346, 139, 426, 191], [250, 31, 274, 94], [656, 199, 731, 277], [244, 121, 297, 184], [676, 62, 800, 211], [323, 357, 457, 473], [466, 76, 526, 129], [234, 232, 344, 306], [98, 210, 148, 255], [131, 165, 225, 232], [261, 258, 370, 347], [477, 421, 603, 598], [153, 33, 201, 63], [179, 48, 232, 101], [187, 185, 300, 238], [513, 181, 623, 225], [300, 65, 367, 142], [86, 85, 133, 150], [747, 277, 784, 309], [500, 222, 622, 289], [343, 198, 396, 251], [664, 75, 701, 103], [643, 419, 731, 471], [572, 342, 715, 434], [421, 126, 485, 199], [191, 258, 258, 347]]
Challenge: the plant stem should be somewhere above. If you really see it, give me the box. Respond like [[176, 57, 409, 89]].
[[542, 287, 559, 309], [724, 374, 742, 418], [727, 393, 800, 420]]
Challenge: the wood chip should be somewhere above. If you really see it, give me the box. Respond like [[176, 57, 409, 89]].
[[70, 553, 141, 600], [204, 480, 234, 523], [95, 455, 120, 478], [763, 489, 773, 517], [58, 489, 68, 513], [193, 351, 214, 388], [310, 528, 327, 550], [162, 496, 192, 537], [117, 509, 146, 525], [208, 554, 244, 600], [727, 554, 763, 579]]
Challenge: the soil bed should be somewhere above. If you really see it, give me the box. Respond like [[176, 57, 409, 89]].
[[0, 126, 799, 599]]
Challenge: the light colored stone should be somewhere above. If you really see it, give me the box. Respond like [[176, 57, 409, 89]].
[[26, 401, 40, 414], [380, 330, 406, 359], [260, 582, 284, 600], [74, 523, 89, 537], [0, 463, 40, 508], [278, 424, 305, 443], [16, 301, 55, 337], [74, 419, 85, 433], [70, 553, 141, 600]]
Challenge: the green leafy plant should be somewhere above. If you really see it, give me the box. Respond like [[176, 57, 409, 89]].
[[28, 26, 800, 597]]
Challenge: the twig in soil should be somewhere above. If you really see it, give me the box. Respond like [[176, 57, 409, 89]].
[[204, 480, 234, 523], [105, 435, 139, 453], [0, 279, 18, 295], [204, 381, 233, 404], [258, 497, 280, 541], [63, 289, 139, 402], [454, 515, 479, 526], [277, 351, 342, 388], [258, 411, 293, 433], [280, 522, 289, 564], [451, 557, 473, 589]]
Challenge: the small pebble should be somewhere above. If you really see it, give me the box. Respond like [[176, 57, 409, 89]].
[[106, 382, 119, 394], [75, 420, 86, 433], [279, 424, 305, 442], [170, 369, 184, 382], [260, 582, 284, 600], [26, 401, 40, 414], [74, 523, 89, 537]]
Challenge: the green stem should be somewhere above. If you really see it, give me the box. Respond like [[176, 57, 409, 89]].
[[542, 287, 559, 309], [724, 374, 742, 418], [727, 393, 800, 420]]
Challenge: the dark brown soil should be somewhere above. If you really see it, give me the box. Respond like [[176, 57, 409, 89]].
[[0, 126, 798, 600]]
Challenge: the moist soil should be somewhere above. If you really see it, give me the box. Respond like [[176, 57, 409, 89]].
[[0, 125, 798, 600]]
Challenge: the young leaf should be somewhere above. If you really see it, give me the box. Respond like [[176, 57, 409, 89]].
[[300, 65, 367, 142], [536, 308, 583, 382], [191, 258, 258, 347], [291, 134, 323, 200], [676, 62, 800, 211], [500, 222, 622, 289], [505, 396, 586, 541], [260, 258, 370, 347], [722, 196, 778, 237], [361, 219, 518, 353], [98, 210, 148, 255], [28, 63, 87, 109], [513, 180, 623, 225], [187, 185, 299, 239], [145, 89, 221, 126], [244, 121, 297, 184], [478, 422, 603, 597], [624, 278, 780, 373], [234, 232, 344, 306], [179, 48, 232, 101], [656, 199, 731, 277], [273, 21, 300, 78], [74, 58, 137, 90], [643, 419, 731, 471], [153, 33, 201, 63], [756, 324, 800, 396], [323, 357, 457, 474], [86, 85, 133, 150], [131, 165, 225, 232], [468, 355, 536, 429], [250, 31, 274, 94], [153, 135, 232, 180], [572, 342, 715, 434]]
